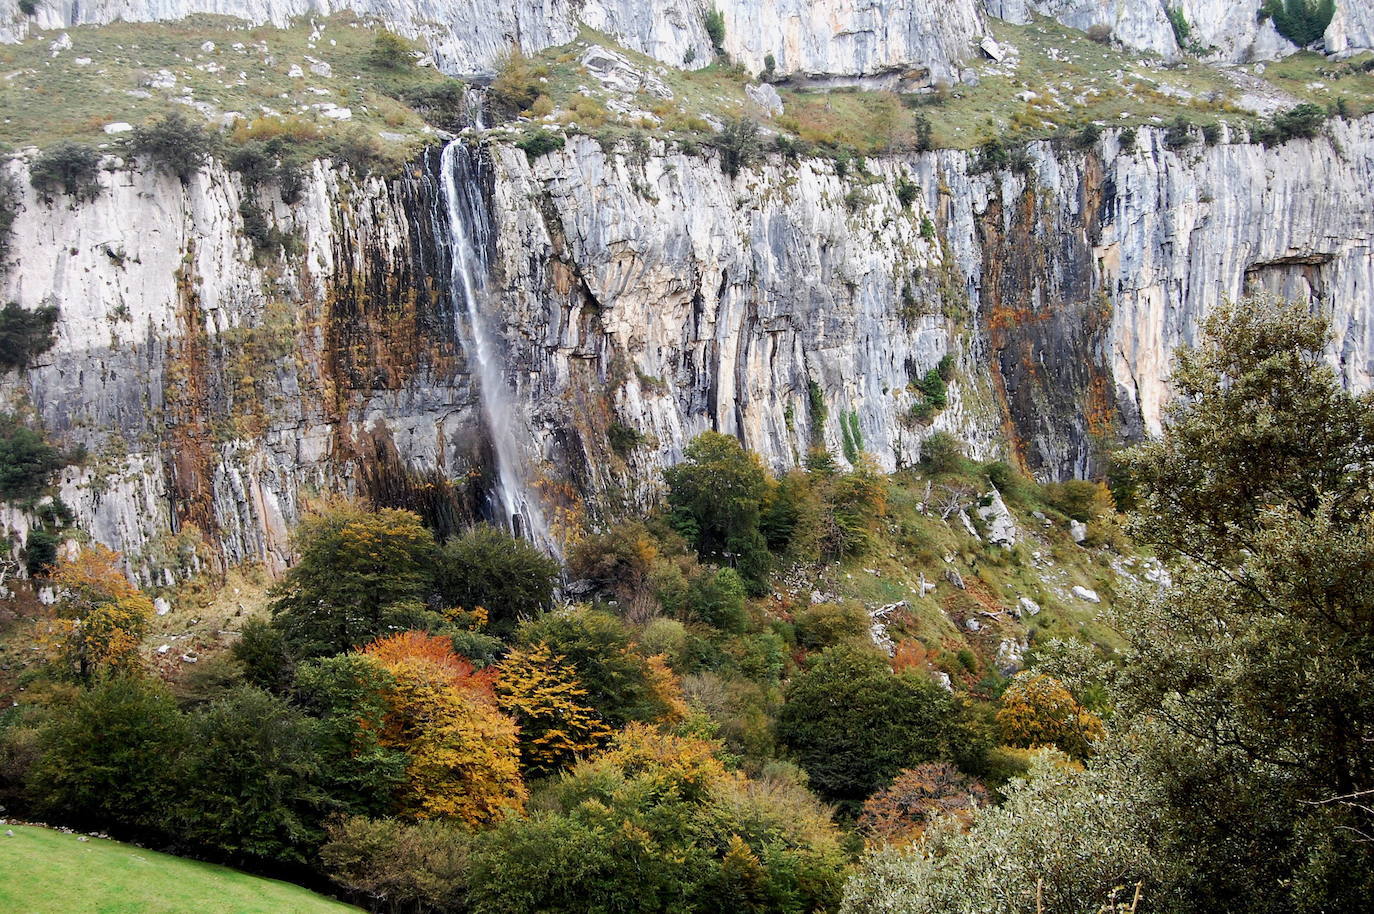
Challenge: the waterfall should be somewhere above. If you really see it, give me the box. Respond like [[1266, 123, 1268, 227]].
[[435, 138, 557, 555]]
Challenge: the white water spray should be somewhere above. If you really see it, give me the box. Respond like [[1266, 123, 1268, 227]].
[[436, 138, 557, 555]]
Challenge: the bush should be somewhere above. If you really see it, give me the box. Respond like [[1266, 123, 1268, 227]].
[[24, 527, 58, 577], [0, 302, 58, 372], [515, 131, 565, 162], [969, 135, 1031, 175], [777, 643, 952, 805], [29, 142, 102, 201], [18, 0, 37, 15], [704, 8, 727, 57], [794, 602, 869, 650], [1202, 122, 1223, 145], [1164, 116, 1194, 149], [434, 524, 560, 633], [857, 762, 990, 845], [1086, 23, 1113, 45], [0, 173, 18, 266], [367, 30, 412, 70], [919, 432, 966, 475], [894, 176, 918, 208], [1072, 122, 1101, 150], [0, 414, 62, 502], [1259, 103, 1327, 146], [323, 816, 470, 912], [1167, 6, 1191, 46], [1118, 126, 1137, 153], [607, 421, 645, 457], [127, 112, 213, 183], [1259, 0, 1336, 47], [714, 116, 761, 178], [490, 49, 548, 118]]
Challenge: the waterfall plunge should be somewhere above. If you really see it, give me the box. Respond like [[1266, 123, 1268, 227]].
[[436, 139, 557, 555]]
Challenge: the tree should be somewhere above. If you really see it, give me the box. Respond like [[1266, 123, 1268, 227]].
[[295, 653, 407, 819], [0, 413, 63, 503], [26, 676, 187, 837], [29, 141, 102, 201], [0, 302, 59, 372], [467, 724, 847, 914], [840, 753, 1152, 914], [270, 502, 438, 658], [127, 111, 212, 183], [777, 643, 952, 804], [362, 632, 526, 825], [516, 607, 675, 729], [918, 432, 965, 474], [666, 431, 773, 592], [715, 117, 761, 178], [495, 643, 612, 775], [177, 686, 329, 864], [996, 671, 1104, 758], [43, 545, 154, 683], [1260, 0, 1336, 47], [367, 30, 412, 70], [435, 525, 560, 634], [322, 815, 470, 913], [857, 762, 990, 846]]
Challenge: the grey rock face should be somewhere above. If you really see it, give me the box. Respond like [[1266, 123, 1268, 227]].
[[2, 117, 1372, 576]]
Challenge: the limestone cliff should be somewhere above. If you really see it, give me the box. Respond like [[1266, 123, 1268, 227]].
[[2, 117, 1370, 578]]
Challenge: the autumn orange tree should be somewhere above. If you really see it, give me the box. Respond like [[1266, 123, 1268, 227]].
[[496, 642, 611, 775], [857, 761, 990, 846], [996, 671, 1104, 758], [361, 631, 525, 824], [43, 545, 154, 682]]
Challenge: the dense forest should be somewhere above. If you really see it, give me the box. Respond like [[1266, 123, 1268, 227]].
[[0, 297, 1369, 913]]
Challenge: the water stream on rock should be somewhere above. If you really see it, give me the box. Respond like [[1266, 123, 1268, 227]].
[[435, 138, 556, 555]]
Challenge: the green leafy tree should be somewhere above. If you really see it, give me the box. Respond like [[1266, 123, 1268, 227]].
[[666, 431, 773, 593], [127, 111, 213, 183], [516, 607, 674, 729], [777, 643, 952, 805], [295, 654, 407, 819], [270, 502, 438, 658], [0, 302, 59, 372], [29, 141, 102, 201], [0, 414, 62, 503], [26, 676, 187, 838], [1260, 0, 1336, 47], [435, 525, 560, 634], [176, 686, 328, 865]]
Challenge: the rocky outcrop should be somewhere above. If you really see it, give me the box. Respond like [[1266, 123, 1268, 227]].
[[0, 0, 981, 80], [988, 0, 1373, 62], [2, 117, 1372, 577]]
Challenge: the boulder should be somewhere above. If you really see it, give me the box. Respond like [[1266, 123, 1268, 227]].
[[1072, 585, 1100, 603]]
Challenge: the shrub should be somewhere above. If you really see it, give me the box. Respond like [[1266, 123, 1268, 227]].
[[1259, 102, 1327, 146], [367, 30, 412, 70], [858, 762, 990, 845], [607, 421, 645, 457], [1118, 126, 1137, 153], [913, 113, 933, 152], [29, 142, 102, 201], [515, 131, 565, 162], [1072, 122, 1101, 150], [1259, 0, 1336, 47], [762, 53, 776, 80], [127, 111, 212, 183], [1167, 6, 1191, 46], [714, 116, 761, 178], [18, 0, 37, 15], [704, 8, 727, 56], [1164, 116, 1194, 149], [490, 49, 547, 118], [794, 602, 869, 650], [777, 643, 952, 804], [0, 414, 62, 502], [0, 173, 18, 266], [996, 671, 1105, 758], [665, 431, 772, 592], [0, 302, 58, 372], [894, 176, 918, 208], [919, 432, 965, 475], [232, 617, 295, 693], [435, 524, 560, 633], [24, 527, 58, 577], [970, 135, 1031, 175], [1086, 23, 1113, 45], [323, 816, 470, 912]]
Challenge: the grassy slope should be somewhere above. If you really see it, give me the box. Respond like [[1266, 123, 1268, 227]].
[[0, 825, 359, 914], [0, 14, 454, 151]]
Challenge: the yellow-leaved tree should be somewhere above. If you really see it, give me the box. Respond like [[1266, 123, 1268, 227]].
[[996, 671, 1105, 758], [42, 545, 154, 682], [495, 642, 611, 775], [362, 631, 525, 825]]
